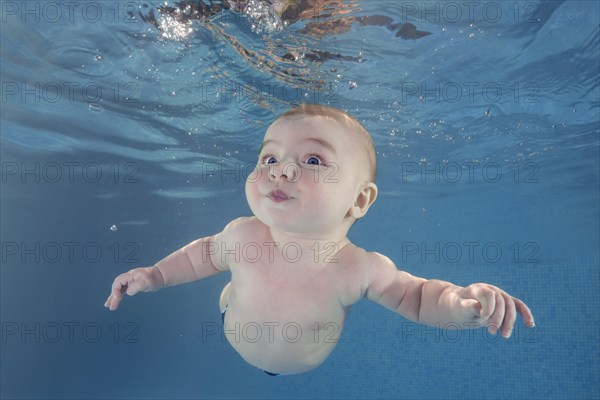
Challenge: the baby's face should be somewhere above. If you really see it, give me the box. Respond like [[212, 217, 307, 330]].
[[245, 115, 371, 237]]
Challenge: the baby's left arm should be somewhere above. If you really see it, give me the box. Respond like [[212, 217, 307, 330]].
[[363, 252, 535, 338]]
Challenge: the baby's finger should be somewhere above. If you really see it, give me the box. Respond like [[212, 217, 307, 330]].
[[486, 290, 505, 335], [475, 286, 496, 323], [499, 292, 517, 338], [107, 273, 131, 309], [105, 293, 121, 311], [459, 297, 481, 320], [513, 296, 535, 327], [111, 273, 132, 296], [126, 277, 147, 296]]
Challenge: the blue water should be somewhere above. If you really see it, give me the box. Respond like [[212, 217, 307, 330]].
[[1, 1, 598, 399]]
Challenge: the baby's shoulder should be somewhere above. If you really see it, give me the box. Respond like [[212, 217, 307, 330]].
[[217, 216, 268, 243], [340, 243, 387, 266], [334, 244, 393, 306]]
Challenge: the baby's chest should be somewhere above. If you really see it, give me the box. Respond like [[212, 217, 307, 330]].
[[231, 258, 342, 315]]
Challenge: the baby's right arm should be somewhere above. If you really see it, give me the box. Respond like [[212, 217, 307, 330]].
[[104, 218, 243, 310]]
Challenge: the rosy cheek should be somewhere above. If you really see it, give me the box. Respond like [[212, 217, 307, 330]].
[[247, 165, 262, 183], [246, 166, 266, 187], [298, 168, 320, 185], [245, 172, 262, 198]]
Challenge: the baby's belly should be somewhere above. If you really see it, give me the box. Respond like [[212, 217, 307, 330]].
[[224, 309, 345, 374]]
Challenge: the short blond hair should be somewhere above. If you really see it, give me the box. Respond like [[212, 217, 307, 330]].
[[277, 104, 377, 182]]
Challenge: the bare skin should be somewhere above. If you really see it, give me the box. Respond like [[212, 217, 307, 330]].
[[105, 111, 535, 375]]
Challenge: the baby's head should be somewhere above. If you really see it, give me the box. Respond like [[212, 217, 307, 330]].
[[278, 104, 377, 182], [246, 104, 378, 237]]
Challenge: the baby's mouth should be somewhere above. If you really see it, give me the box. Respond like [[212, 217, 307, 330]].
[[268, 189, 292, 202]]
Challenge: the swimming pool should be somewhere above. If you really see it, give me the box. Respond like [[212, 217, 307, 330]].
[[1, 0, 598, 398]]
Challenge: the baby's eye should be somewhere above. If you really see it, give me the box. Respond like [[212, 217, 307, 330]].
[[305, 154, 324, 165], [261, 155, 278, 164]]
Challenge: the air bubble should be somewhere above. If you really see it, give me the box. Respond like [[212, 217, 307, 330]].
[[88, 103, 102, 112], [110, 225, 118, 231]]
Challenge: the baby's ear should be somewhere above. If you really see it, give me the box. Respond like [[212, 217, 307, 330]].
[[349, 182, 378, 219]]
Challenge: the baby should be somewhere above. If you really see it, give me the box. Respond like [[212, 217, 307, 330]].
[[104, 104, 535, 375]]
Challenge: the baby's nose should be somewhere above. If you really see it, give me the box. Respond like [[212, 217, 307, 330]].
[[269, 161, 299, 182]]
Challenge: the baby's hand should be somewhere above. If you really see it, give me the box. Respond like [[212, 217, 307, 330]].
[[104, 267, 164, 311], [456, 283, 535, 338]]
